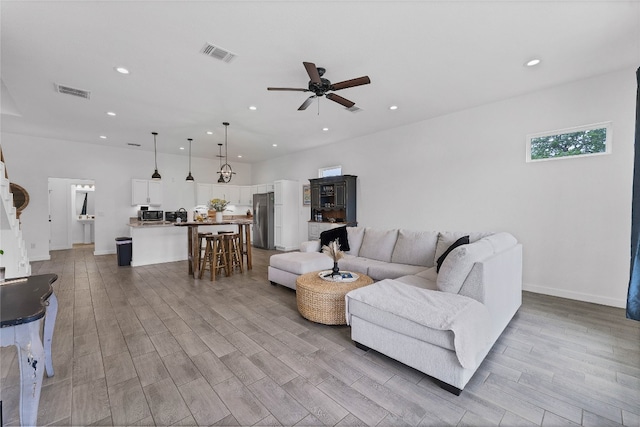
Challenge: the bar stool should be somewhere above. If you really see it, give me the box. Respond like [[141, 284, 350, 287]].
[[224, 233, 243, 274], [199, 234, 228, 280], [197, 232, 212, 271]]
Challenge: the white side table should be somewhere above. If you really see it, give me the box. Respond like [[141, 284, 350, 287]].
[[0, 274, 58, 426]]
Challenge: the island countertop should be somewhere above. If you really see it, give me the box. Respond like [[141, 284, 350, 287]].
[[128, 220, 176, 227]]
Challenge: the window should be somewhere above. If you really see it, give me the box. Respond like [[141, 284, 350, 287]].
[[526, 122, 612, 162], [319, 165, 342, 177]]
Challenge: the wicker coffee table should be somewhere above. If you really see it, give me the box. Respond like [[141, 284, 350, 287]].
[[296, 271, 374, 325]]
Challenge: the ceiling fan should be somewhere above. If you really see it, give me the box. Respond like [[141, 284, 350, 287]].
[[268, 62, 371, 111]]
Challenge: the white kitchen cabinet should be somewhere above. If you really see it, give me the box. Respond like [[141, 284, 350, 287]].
[[274, 179, 299, 251], [211, 184, 233, 204], [195, 183, 212, 206], [132, 179, 163, 206], [197, 183, 251, 206], [239, 186, 252, 206], [255, 183, 274, 195], [226, 185, 241, 205]]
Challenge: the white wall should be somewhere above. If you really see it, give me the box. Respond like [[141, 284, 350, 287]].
[[2, 68, 634, 307], [0, 137, 252, 259], [252, 68, 636, 308]]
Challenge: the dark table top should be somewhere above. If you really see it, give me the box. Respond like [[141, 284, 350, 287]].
[[0, 274, 58, 327]]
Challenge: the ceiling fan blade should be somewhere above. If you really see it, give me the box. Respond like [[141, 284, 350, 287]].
[[330, 76, 371, 91], [267, 87, 309, 91], [326, 93, 355, 108], [298, 96, 316, 111], [303, 62, 322, 84]]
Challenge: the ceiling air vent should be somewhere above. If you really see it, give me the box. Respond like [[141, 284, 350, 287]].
[[200, 42, 237, 63], [55, 83, 91, 99], [127, 143, 141, 147]]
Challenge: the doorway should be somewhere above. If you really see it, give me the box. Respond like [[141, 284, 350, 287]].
[[48, 178, 96, 251]]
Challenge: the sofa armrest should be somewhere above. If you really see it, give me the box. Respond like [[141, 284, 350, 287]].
[[300, 240, 321, 252], [459, 244, 522, 342]]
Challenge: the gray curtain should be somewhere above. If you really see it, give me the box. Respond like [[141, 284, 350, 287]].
[[627, 67, 640, 321]]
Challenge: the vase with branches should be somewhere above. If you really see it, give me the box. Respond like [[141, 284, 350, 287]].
[[322, 239, 344, 277]]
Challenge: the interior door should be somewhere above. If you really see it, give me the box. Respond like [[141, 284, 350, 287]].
[[48, 178, 71, 250]]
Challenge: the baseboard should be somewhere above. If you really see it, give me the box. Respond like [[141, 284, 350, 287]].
[[523, 283, 626, 308], [93, 250, 116, 256], [29, 255, 51, 262], [275, 245, 298, 251]]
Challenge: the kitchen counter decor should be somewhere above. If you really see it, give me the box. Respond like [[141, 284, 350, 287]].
[[321, 239, 344, 278], [209, 198, 230, 222]]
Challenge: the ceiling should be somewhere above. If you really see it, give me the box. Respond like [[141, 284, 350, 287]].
[[1, 1, 639, 164]]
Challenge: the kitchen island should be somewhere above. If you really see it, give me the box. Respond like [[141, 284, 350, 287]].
[[128, 221, 188, 267]]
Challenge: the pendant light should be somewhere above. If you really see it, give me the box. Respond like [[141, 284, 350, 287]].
[[185, 138, 194, 182], [151, 132, 161, 180], [216, 143, 225, 183], [216, 122, 236, 183]]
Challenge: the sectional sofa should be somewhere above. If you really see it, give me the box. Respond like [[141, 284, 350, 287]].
[[268, 226, 523, 393]]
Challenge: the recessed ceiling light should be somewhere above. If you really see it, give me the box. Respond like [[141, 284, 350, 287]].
[[389, 105, 398, 110], [99, 135, 107, 139], [237, 155, 242, 158], [206, 131, 213, 135], [525, 58, 541, 67], [179, 147, 185, 150], [272, 144, 277, 147], [114, 67, 130, 74], [249, 106, 257, 111], [322, 127, 329, 131], [106, 111, 116, 116]]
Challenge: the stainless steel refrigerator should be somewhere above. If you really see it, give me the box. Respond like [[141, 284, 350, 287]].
[[253, 192, 274, 249]]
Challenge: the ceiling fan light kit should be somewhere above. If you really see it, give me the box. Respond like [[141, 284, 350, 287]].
[[151, 131, 161, 180], [268, 61, 371, 111]]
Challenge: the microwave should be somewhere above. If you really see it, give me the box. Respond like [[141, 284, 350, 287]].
[[138, 210, 163, 221]]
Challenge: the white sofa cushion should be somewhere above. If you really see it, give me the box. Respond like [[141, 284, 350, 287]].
[[269, 251, 333, 275], [394, 274, 438, 290], [434, 231, 493, 264], [346, 226, 365, 256], [437, 239, 494, 294], [391, 229, 439, 267], [358, 228, 398, 262], [346, 296, 455, 351], [300, 240, 321, 252], [366, 260, 427, 280], [338, 254, 370, 275]]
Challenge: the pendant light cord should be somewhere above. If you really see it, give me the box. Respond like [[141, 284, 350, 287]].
[[153, 133, 158, 170]]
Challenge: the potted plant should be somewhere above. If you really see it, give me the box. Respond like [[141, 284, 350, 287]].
[[209, 198, 230, 222]]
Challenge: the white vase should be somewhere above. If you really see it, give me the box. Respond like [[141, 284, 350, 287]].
[[215, 211, 223, 222]]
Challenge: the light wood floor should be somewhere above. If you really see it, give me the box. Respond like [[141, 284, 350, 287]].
[[1, 246, 639, 426]]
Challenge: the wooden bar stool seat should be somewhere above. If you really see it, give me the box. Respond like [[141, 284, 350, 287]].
[[199, 234, 228, 280]]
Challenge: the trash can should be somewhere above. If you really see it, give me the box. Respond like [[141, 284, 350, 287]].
[[115, 237, 132, 266]]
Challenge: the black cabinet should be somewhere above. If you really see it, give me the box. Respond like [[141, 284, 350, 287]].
[[309, 175, 357, 225]]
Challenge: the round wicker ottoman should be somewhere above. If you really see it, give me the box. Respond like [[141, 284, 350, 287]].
[[296, 271, 374, 325]]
